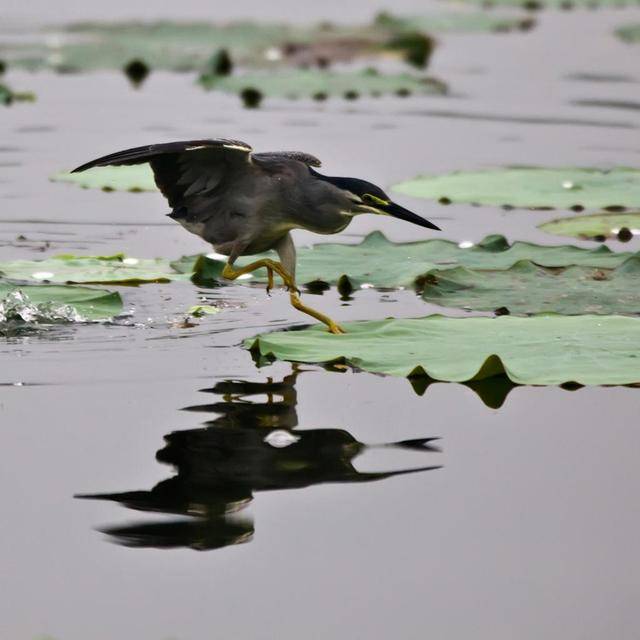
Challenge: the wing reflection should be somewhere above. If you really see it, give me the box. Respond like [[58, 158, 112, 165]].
[[77, 369, 440, 551]]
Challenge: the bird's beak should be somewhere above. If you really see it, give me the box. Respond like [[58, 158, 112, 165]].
[[382, 200, 441, 231]]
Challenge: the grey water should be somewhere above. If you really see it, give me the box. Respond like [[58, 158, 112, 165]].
[[2, 2, 640, 639]]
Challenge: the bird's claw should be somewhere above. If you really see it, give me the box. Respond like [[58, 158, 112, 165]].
[[328, 322, 347, 335]]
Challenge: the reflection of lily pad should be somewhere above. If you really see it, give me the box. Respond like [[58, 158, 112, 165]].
[[0, 254, 186, 285], [246, 315, 640, 385], [422, 258, 640, 315], [0, 283, 122, 322], [200, 69, 447, 100], [393, 167, 640, 210], [51, 165, 156, 192], [188, 232, 640, 289], [539, 212, 640, 240]]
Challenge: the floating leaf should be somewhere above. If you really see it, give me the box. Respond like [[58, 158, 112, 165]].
[[189, 232, 640, 289], [374, 10, 535, 33], [458, 0, 640, 9], [51, 165, 156, 192], [2, 15, 534, 74], [0, 253, 186, 285], [0, 283, 122, 323], [393, 167, 640, 210], [246, 315, 640, 386], [0, 83, 35, 106], [616, 24, 640, 43], [539, 212, 640, 240], [422, 258, 640, 315], [188, 305, 221, 317], [200, 69, 447, 100]]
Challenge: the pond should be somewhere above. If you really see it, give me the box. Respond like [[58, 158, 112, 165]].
[[2, 2, 640, 639]]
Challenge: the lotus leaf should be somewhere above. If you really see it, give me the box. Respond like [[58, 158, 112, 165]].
[[0, 283, 122, 322], [616, 24, 640, 43], [421, 258, 640, 315], [199, 69, 447, 100], [51, 165, 156, 192], [0, 253, 186, 285], [459, 0, 640, 9], [246, 315, 640, 385], [189, 232, 640, 289], [393, 167, 640, 210], [539, 212, 640, 240]]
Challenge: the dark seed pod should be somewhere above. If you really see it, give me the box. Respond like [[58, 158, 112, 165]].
[[617, 227, 633, 242], [494, 306, 510, 316], [396, 88, 411, 97], [343, 90, 359, 100], [438, 197, 451, 205], [240, 87, 263, 109], [592, 234, 607, 242], [123, 59, 150, 87], [207, 49, 233, 76], [312, 91, 328, 102]]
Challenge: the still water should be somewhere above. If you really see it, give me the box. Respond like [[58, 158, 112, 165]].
[[1, 3, 640, 639]]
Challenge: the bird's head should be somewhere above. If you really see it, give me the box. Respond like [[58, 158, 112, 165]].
[[313, 171, 440, 231]]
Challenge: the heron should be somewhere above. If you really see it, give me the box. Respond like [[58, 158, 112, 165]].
[[73, 138, 440, 334]]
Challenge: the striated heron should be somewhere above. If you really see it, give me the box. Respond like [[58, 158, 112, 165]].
[[73, 138, 440, 333]]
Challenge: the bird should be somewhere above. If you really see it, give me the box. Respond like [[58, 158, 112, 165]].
[[72, 138, 440, 334]]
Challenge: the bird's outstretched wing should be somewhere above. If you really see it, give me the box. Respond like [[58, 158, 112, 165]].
[[252, 151, 321, 167], [72, 139, 253, 208]]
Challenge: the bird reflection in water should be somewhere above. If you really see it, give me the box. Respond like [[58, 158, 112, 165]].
[[77, 369, 441, 551]]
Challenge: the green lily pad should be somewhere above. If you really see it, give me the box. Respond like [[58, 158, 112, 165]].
[[374, 10, 535, 33], [0, 253, 186, 285], [0, 83, 35, 106], [188, 305, 221, 317], [51, 165, 156, 192], [458, 0, 640, 9], [393, 167, 640, 210], [422, 258, 640, 315], [188, 232, 640, 290], [246, 315, 640, 385], [199, 69, 447, 100], [539, 212, 640, 240], [616, 24, 640, 43], [0, 283, 122, 322]]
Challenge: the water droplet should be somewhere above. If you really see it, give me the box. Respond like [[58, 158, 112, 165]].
[[32, 271, 54, 280], [122, 257, 139, 266], [458, 241, 474, 249]]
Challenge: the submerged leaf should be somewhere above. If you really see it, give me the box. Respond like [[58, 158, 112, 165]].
[[422, 258, 640, 315], [393, 167, 640, 210], [246, 315, 640, 386], [539, 211, 640, 240], [199, 69, 447, 100], [0, 283, 122, 323], [51, 165, 156, 192], [0, 253, 186, 285]]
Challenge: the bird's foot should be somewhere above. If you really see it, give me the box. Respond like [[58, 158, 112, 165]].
[[327, 321, 347, 335]]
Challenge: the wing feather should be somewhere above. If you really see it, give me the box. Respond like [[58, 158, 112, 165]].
[[72, 138, 253, 208]]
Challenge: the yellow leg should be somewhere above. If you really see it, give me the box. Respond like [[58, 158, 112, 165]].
[[222, 260, 345, 334]]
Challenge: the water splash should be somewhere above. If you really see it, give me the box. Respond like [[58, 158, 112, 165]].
[[0, 289, 85, 325]]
